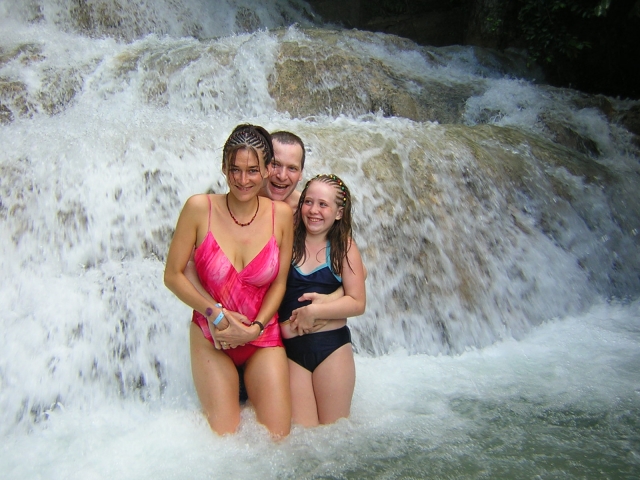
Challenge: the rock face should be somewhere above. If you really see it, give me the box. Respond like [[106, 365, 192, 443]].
[[269, 29, 477, 123], [268, 29, 544, 124]]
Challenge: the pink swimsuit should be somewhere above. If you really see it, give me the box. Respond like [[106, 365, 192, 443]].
[[191, 196, 283, 366]]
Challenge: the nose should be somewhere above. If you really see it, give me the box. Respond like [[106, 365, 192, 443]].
[[272, 164, 286, 179], [237, 170, 249, 184]]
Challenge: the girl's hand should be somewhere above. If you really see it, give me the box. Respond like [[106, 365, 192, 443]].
[[212, 309, 254, 348]]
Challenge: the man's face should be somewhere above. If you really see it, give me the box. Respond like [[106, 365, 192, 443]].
[[264, 140, 303, 202]]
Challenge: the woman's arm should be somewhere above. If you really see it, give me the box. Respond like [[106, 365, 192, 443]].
[[164, 195, 226, 328], [183, 252, 230, 332], [254, 202, 294, 329]]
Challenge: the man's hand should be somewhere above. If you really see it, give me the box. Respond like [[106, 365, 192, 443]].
[[212, 309, 254, 349], [296, 293, 331, 333], [298, 292, 330, 305], [290, 304, 318, 335]]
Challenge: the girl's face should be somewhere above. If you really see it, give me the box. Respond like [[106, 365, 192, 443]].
[[226, 148, 268, 200], [300, 181, 343, 237]]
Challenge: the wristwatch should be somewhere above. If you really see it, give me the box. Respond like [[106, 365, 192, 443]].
[[252, 320, 265, 336]]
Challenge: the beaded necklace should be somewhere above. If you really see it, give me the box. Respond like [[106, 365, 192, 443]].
[[226, 194, 259, 227]]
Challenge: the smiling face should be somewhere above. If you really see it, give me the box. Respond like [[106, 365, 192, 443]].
[[263, 139, 303, 204], [300, 180, 344, 238], [226, 147, 268, 201]]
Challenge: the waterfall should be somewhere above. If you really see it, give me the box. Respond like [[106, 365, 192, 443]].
[[1, 1, 639, 478]]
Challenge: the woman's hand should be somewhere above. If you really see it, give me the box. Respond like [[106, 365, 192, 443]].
[[212, 309, 257, 349]]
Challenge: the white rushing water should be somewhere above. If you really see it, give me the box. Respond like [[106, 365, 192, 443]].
[[1, 1, 639, 478]]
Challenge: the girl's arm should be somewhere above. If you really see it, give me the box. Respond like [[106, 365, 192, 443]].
[[292, 239, 366, 331], [164, 195, 227, 329], [298, 262, 367, 319]]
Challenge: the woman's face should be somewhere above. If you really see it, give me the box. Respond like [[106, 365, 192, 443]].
[[226, 148, 268, 201], [300, 181, 343, 237]]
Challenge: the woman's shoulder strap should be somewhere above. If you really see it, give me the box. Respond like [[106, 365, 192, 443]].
[[271, 199, 276, 235]]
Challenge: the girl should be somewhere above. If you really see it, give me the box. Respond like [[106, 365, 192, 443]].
[[164, 124, 293, 437], [278, 174, 366, 427]]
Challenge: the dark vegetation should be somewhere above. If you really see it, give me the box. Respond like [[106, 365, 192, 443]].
[[474, 0, 640, 99], [308, 0, 640, 99]]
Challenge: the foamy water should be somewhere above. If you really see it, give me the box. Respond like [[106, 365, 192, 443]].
[[1, 1, 639, 478]]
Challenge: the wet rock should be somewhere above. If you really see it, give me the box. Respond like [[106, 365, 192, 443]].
[[270, 29, 481, 123]]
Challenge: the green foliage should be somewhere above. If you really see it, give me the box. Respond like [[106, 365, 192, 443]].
[[486, 16, 503, 34], [516, 0, 610, 64]]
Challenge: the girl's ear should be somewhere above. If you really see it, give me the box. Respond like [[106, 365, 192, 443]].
[[336, 206, 344, 220]]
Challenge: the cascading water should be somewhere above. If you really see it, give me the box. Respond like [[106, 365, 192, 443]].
[[1, 1, 639, 478]]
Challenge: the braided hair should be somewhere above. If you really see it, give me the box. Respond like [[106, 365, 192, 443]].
[[222, 124, 274, 170], [292, 174, 353, 275]]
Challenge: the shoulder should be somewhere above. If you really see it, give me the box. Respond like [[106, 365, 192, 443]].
[[287, 190, 301, 209], [342, 237, 365, 277], [185, 193, 209, 206], [273, 200, 294, 223], [345, 237, 362, 259], [182, 193, 220, 217]]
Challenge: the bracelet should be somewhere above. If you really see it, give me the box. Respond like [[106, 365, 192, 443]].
[[206, 303, 224, 326], [252, 320, 265, 336]]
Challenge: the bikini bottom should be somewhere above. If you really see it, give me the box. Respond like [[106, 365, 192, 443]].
[[283, 325, 351, 373]]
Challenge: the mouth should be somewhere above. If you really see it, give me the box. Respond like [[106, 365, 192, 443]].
[[269, 181, 289, 191]]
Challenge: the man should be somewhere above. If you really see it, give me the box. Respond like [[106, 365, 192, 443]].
[[260, 131, 305, 211]]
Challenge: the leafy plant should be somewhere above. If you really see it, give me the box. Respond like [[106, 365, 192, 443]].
[[516, 0, 610, 64]]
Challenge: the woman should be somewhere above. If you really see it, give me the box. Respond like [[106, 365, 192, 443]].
[[279, 174, 366, 426], [164, 124, 293, 437]]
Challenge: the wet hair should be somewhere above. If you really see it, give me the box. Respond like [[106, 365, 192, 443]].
[[222, 124, 274, 170], [292, 174, 353, 275], [271, 130, 306, 170]]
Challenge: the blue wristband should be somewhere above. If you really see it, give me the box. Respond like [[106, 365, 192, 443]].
[[211, 303, 224, 326]]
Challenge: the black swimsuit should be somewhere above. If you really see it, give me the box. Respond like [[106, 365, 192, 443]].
[[283, 325, 351, 372], [278, 245, 352, 372]]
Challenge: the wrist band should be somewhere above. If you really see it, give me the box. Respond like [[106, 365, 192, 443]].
[[213, 311, 225, 326], [252, 320, 265, 335], [206, 303, 224, 326]]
